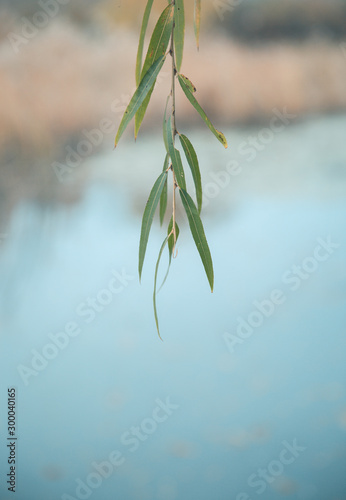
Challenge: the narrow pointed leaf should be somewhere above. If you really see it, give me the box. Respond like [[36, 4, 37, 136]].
[[158, 217, 180, 292], [136, 0, 155, 86], [178, 74, 228, 148], [171, 147, 186, 191], [179, 134, 202, 213], [134, 86, 155, 140], [174, 0, 185, 72], [139, 171, 168, 280], [159, 154, 169, 225], [140, 5, 173, 81], [194, 0, 201, 50], [179, 188, 214, 292], [165, 113, 186, 190], [115, 56, 165, 147], [179, 74, 196, 93], [153, 235, 169, 340], [135, 5, 174, 137], [167, 216, 180, 258]]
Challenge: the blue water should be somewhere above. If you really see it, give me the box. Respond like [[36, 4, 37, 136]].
[[1, 115, 346, 500]]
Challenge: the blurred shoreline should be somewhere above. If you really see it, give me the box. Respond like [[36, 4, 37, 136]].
[[1, 6, 346, 222], [1, 21, 346, 154]]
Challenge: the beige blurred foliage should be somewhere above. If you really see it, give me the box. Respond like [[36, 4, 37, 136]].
[[96, 0, 215, 28], [0, 1, 346, 216], [1, 19, 346, 156]]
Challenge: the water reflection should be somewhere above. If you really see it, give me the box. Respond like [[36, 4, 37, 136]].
[[0, 116, 346, 500]]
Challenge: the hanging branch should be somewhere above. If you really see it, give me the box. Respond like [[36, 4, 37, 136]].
[[114, 0, 228, 338]]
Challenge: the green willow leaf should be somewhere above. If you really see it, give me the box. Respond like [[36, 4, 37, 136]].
[[115, 56, 165, 147], [153, 235, 169, 340], [179, 74, 196, 93], [140, 5, 173, 79], [136, 0, 155, 86], [178, 74, 228, 148], [158, 217, 180, 293], [135, 87, 155, 140], [167, 216, 180, 259], [139, 171, 168, 280], [159, 154, 169, 225], [194, 0, 201, 50], [165, 113, 186, 190], [179, 133, 202, 214], [174, 0, 185, 72], [179, 188, 214, 292], [135, 4, 174, 138]]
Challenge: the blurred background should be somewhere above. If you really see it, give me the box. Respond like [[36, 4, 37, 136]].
[[0, 1, 346, 499]]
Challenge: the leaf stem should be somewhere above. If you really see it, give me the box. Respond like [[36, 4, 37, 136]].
[[172, 174, 178, 257], [170, 0, 178, 255], [170, 1, 177, 137]]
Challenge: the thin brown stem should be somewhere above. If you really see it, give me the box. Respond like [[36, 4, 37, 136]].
[[170, 10, 177, 138], [170, 1, 178, 256], [172, 174, 177, 257]]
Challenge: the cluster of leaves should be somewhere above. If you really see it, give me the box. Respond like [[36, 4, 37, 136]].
[[114, 0, 227, 338]]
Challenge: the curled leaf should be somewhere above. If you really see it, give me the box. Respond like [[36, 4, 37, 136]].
[[179, 74, 196, 93], [153, 235, 169, 340], [178, 74, 228, 148], [158, 217, 180, 292], [167, 216, 180, 259], [139, 171, 168, 280]]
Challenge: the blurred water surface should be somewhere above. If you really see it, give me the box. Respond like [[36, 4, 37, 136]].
[[0, 115, 346, 500]]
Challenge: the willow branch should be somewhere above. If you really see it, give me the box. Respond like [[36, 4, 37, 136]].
[[170, 0, 178, 256]]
